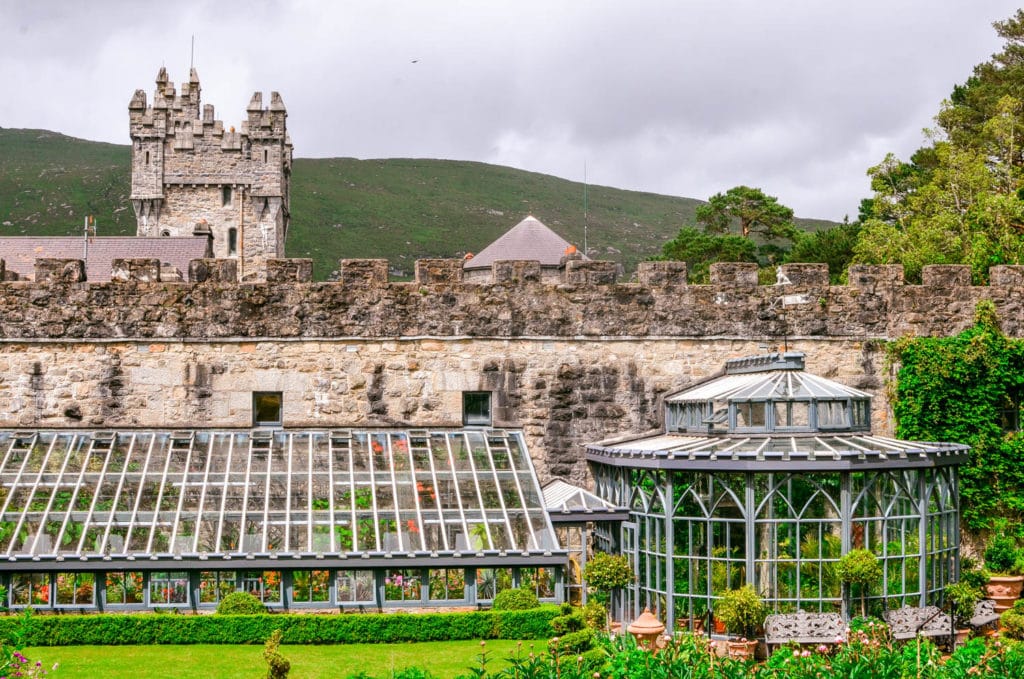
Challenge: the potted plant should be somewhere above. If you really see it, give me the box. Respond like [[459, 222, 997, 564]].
[[838, 549, 882, 618], [945, 580, 983, 645], [714, 584, 765, 660], [583, 552, 635, 631], [983, 533, 1024, 612]]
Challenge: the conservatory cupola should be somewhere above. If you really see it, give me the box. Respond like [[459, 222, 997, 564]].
[[666, 352, 871, 435]]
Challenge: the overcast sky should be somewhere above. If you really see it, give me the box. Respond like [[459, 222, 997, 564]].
[[1, 0, 1020, 221]]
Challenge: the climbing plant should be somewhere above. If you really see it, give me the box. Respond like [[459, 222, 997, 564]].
[[888, 301, 1024, 531]]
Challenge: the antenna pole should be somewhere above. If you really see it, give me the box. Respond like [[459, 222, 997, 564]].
[[583, 160, 588, 256], [190, 35, 195, 70]]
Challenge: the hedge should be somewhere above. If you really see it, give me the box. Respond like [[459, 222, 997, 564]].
[[0, 607, 558, 646]]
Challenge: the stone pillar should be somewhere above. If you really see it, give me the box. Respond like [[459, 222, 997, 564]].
[[637, 261, 688, 286], [562, 260, 618, 285], [266, 258, 313, 283], [709, 262, 758, 288], [35, 258, 86, 283], [990, 265, 1024, 287], [847, 265, 904, 293], [339, 259, 389, 288], [111, 258, 162, 282], [921, 265, 971, 288], [415, 259, 465, 285], [492, 260, 541, 284], [777, 263, 829, 287], [189, 259, 239, 283]]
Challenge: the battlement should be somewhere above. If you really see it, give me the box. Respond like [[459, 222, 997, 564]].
[[2, 258, 1022, 340]]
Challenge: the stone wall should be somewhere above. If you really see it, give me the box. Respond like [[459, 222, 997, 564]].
[[1, 258, 1022, 482]]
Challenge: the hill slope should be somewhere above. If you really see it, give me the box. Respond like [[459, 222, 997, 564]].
[[0, 128, 837, 279]]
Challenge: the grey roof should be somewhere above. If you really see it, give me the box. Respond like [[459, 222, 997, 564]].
[[586, 432, 969, 471], [0, 428, 562, 568], [0, 237, 211, 281], [543, 479, 619, 512], [666, 352, 871, 403], [464, 215, 585, 269]]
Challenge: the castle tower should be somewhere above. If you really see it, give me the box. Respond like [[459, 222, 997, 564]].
[[129, 68, 293, 279]]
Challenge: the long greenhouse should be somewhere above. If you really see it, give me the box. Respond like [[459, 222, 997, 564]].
[[586, 352, 969, 630], [0, 428, 563, 610]]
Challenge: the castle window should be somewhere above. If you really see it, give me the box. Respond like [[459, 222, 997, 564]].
[[228, 228, 238, 256], [462, 392, 491, 426], [222, 186, 233, 207], [145, 150, 150, 165], [264, 149, 269, 163], [160, 230, 171, 237], [253, 392, 283, 427]]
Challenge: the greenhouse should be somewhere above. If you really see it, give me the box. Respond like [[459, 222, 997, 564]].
[[585, 352, 969, 630], [0, 428, 563, 610]]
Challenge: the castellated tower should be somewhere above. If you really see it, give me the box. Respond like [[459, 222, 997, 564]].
[[129, 67, 292, 278]]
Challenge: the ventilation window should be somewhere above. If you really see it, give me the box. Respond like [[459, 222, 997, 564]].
[[160, 230, 171, 237], [264, 149, 269, 163], [228, 228, 238, 256], [462, 392, 491, 426], [222, 186, 233, 207], [145, 150, 150, 165], [253, 392, 283, 427]]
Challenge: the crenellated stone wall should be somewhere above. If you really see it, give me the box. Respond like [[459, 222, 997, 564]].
[[1, 257, 1022, 481]]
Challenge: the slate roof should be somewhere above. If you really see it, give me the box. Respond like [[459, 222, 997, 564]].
[[464, 215, 586, 269], [0, 237, 211, 281]]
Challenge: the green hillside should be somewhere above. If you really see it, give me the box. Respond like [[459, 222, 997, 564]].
[[0, 128, 837, 279]]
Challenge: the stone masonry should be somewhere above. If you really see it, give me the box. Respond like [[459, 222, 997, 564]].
[[2, 259, 1023, 483], [129, 68, 292, 279]]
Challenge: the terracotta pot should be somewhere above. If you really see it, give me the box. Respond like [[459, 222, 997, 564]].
[[985, 575, 1024, 613], [726, 639, 759, 661], [955, 628, 971, 647], [714, 618, 726, 635], [691, 617, 706, 636]]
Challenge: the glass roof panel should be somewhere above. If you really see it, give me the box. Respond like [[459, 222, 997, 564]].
[[0, 429, 557, 559]]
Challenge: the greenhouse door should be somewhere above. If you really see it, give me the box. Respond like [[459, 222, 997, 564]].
[[619, 522, 639, 623]]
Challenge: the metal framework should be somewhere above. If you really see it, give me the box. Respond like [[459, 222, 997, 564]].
[[0, 428, 564, 610], [585, 353, 968, 630]]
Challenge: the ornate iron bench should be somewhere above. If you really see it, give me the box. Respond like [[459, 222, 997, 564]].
[[764, 611, 847, 652], [883, 605, 953, 644], [968, 599, 1000, 634]]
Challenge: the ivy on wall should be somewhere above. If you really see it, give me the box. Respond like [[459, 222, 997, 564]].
[[888, 301, 1024, 531]]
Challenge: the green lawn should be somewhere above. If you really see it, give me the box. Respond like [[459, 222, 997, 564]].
[[26, 639, 527, 679]]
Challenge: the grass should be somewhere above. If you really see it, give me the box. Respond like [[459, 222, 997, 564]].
[[25, 639, 527, 679], [0, 128, 838, 279]]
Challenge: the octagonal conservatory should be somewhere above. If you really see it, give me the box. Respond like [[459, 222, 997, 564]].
[[586, 353, 969, 629]]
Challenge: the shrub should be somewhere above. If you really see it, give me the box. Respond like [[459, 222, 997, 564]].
[[549, 628, 594, 655], [263, 629, 290, 679], [583, 552, 634, 606], [945, 581, 983, 625], [838, 549, 882, 617], [216, 591, 266, 615], [1001, 599, 1024, 640], [550, 610, 585, 635], [714, 585, 765, 638], [985, 534, 1022, 575], [582, 600, 607, 630], [0, 607, 559, 646], [493, 588, 540, 611]]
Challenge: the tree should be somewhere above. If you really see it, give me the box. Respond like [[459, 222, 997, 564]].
[[784, 221, 861, 282], [658, 226, 758, 283], [853, 12, 1024, 283], [696, 185, 796, 242]]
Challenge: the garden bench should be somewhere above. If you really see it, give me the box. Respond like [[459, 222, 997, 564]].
[[882, 605, 953, 644], [968, 599, 1000, 634], [764, 611, 847, 653]]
